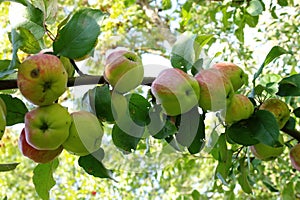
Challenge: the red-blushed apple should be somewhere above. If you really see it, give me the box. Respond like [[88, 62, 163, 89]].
[[63, 111, 104, 156], [259, 98, 290, 129], [18, 128, 63, 163], [0, 104, 6, 140], [250, 134, 284, 161], [289, 143, 300, 172], [221, 94, 254, 124], [104, 49, 144, 93], [194, 68, 234, 111], [25, 104, 71, 150], [17, 53, 68, 106], [151, 68, 200, 116], [212, 62, 248, 91]]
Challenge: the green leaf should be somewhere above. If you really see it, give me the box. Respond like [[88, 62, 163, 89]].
[[33, 159, 59, 200], [193, 34, 214, 59], [245, 13, 259, 27], [0, 163, 19, 172], [246, 0, 263, 16], [253, 46, 290, 80], [191, 190, 201, 200], [277, 74, 300, 96], [293, 107, 300, 118], [226, 121, 259, 146], [262, 179, 279, 192], [53, 8, 105, 59], [0, 60, 16, 79], [151, 119, 177, 139], [78, 148, 114, 180], [162, 0, 172, 10], [126, 93, 151, 126], [0, 94, 28, 126], [13, 27, 41, 54], [278, 0, 288, 6], [32, 0, 58, 24], [237, 158, 252, 194], [112, 124, 143, 153], [0, 0, 27, 6], [235, 26, 245, 43], [282, 181, 294, 200]]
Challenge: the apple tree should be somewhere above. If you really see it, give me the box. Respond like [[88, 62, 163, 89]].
[[0, 0, 300, 199]]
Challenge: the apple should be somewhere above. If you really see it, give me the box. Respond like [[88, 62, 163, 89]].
[[0, 104, 6, 140], [104, 49, 144, 93], [18, 128, 63, 163], [194, 68, 234, 111], [289, 143, 300, 172], [259, 98, 290, 129], [212, 62, 248, 91], [151, 68, 200, 116], [17, 53, 68, 106], [25, 103, 71, 150], [250, 134, 284, 161], [221, 94, 254, 124], [0, 97, 7, 115], [60, 56, 75, 77], [63, 111, 104, 156]]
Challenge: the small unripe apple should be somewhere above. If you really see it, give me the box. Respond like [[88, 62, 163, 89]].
[[19, 128, 63, 163], [63, 111, 104, 156], [104, 49, 144, 93], [25, 104, 71, 150], [212, 62, 248, 91], [289, 143, 300, 172], [151, 68, 200, 116], [250, 134, 284, 161], [17, 54, 68, 106], [259, 98, 290, 129], [60, 56, 75, 77], [195, 68, 234, 111], [222, 94, 254, 124]]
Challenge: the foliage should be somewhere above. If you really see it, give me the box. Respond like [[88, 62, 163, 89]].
[[0, 0, 300, 199]]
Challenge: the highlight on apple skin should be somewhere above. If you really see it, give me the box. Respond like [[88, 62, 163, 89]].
[[212, 62, 248, 91], [104, 49, 144, 94], [259, 98, 290, 129], [151, 68, 200, 116], [17, 53, 68, 106], [19, 128, 63, 164], [194, 68, 234, 112], [289, 143, 300, 172]]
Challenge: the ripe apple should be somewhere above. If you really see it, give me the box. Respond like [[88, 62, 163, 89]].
[[104, 49, 144, 93], [289, 143, 300, 172], [221, 94, 254, 124], [18, 128, 63, 163], [259, 98, 290, 129], [151, 68, 200, 116], [194, 68, 234, 111], [0, 104, 6, 140], [212, 62, 248, 91], [250, 134, 284, 161], [25, 104, 71, 150], [17, 53, 68, 106], [63, 111, 104, 156]]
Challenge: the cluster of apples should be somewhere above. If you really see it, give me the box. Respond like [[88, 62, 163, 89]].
[[151, 62, 253, 123], [17, 54, 103, 163]]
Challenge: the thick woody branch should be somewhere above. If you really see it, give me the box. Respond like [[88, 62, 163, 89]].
[[282, 127, 300, 143]]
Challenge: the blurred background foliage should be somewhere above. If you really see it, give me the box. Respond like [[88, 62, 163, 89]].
[[0, 0, 300, 199]]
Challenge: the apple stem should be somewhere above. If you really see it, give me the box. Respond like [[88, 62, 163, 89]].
[[70, 59, 85, 76]]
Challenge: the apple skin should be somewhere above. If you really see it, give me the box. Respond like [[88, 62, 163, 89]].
[[18, 128, 63, 163], [104, 49, 144, 93], [63, 111, 104, 156], [212, 62, 248, 91], [194, 68, 234, 111], [222, 94, 254, 124], [289, 143, 300, 172], [259, 98, 290, 129], [60, 56, 75, 78], [25, 104, 71, 150], [250, 134, 284, 161], [17, 54, 68, 106], [151, 68, 200, 116]]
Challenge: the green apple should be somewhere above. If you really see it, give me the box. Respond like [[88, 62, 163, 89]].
[[195, 68, 234, 111], [104, 49, 144, 93], [60, 56, 75, 77], [212, 62, 248, 91], [259, 98, 290, 129], [19, 128, 63, 163], [0, 104, 6, 140], [250, 134, 284, 161], [151, 68, 200, 116], [25, 104, 71, 150], [0, 97, 7, 116], [222, 94, 254, 124], [289, 143, 300, 172], [63, 111, 104, 156], [17, 53, 68, 106]]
